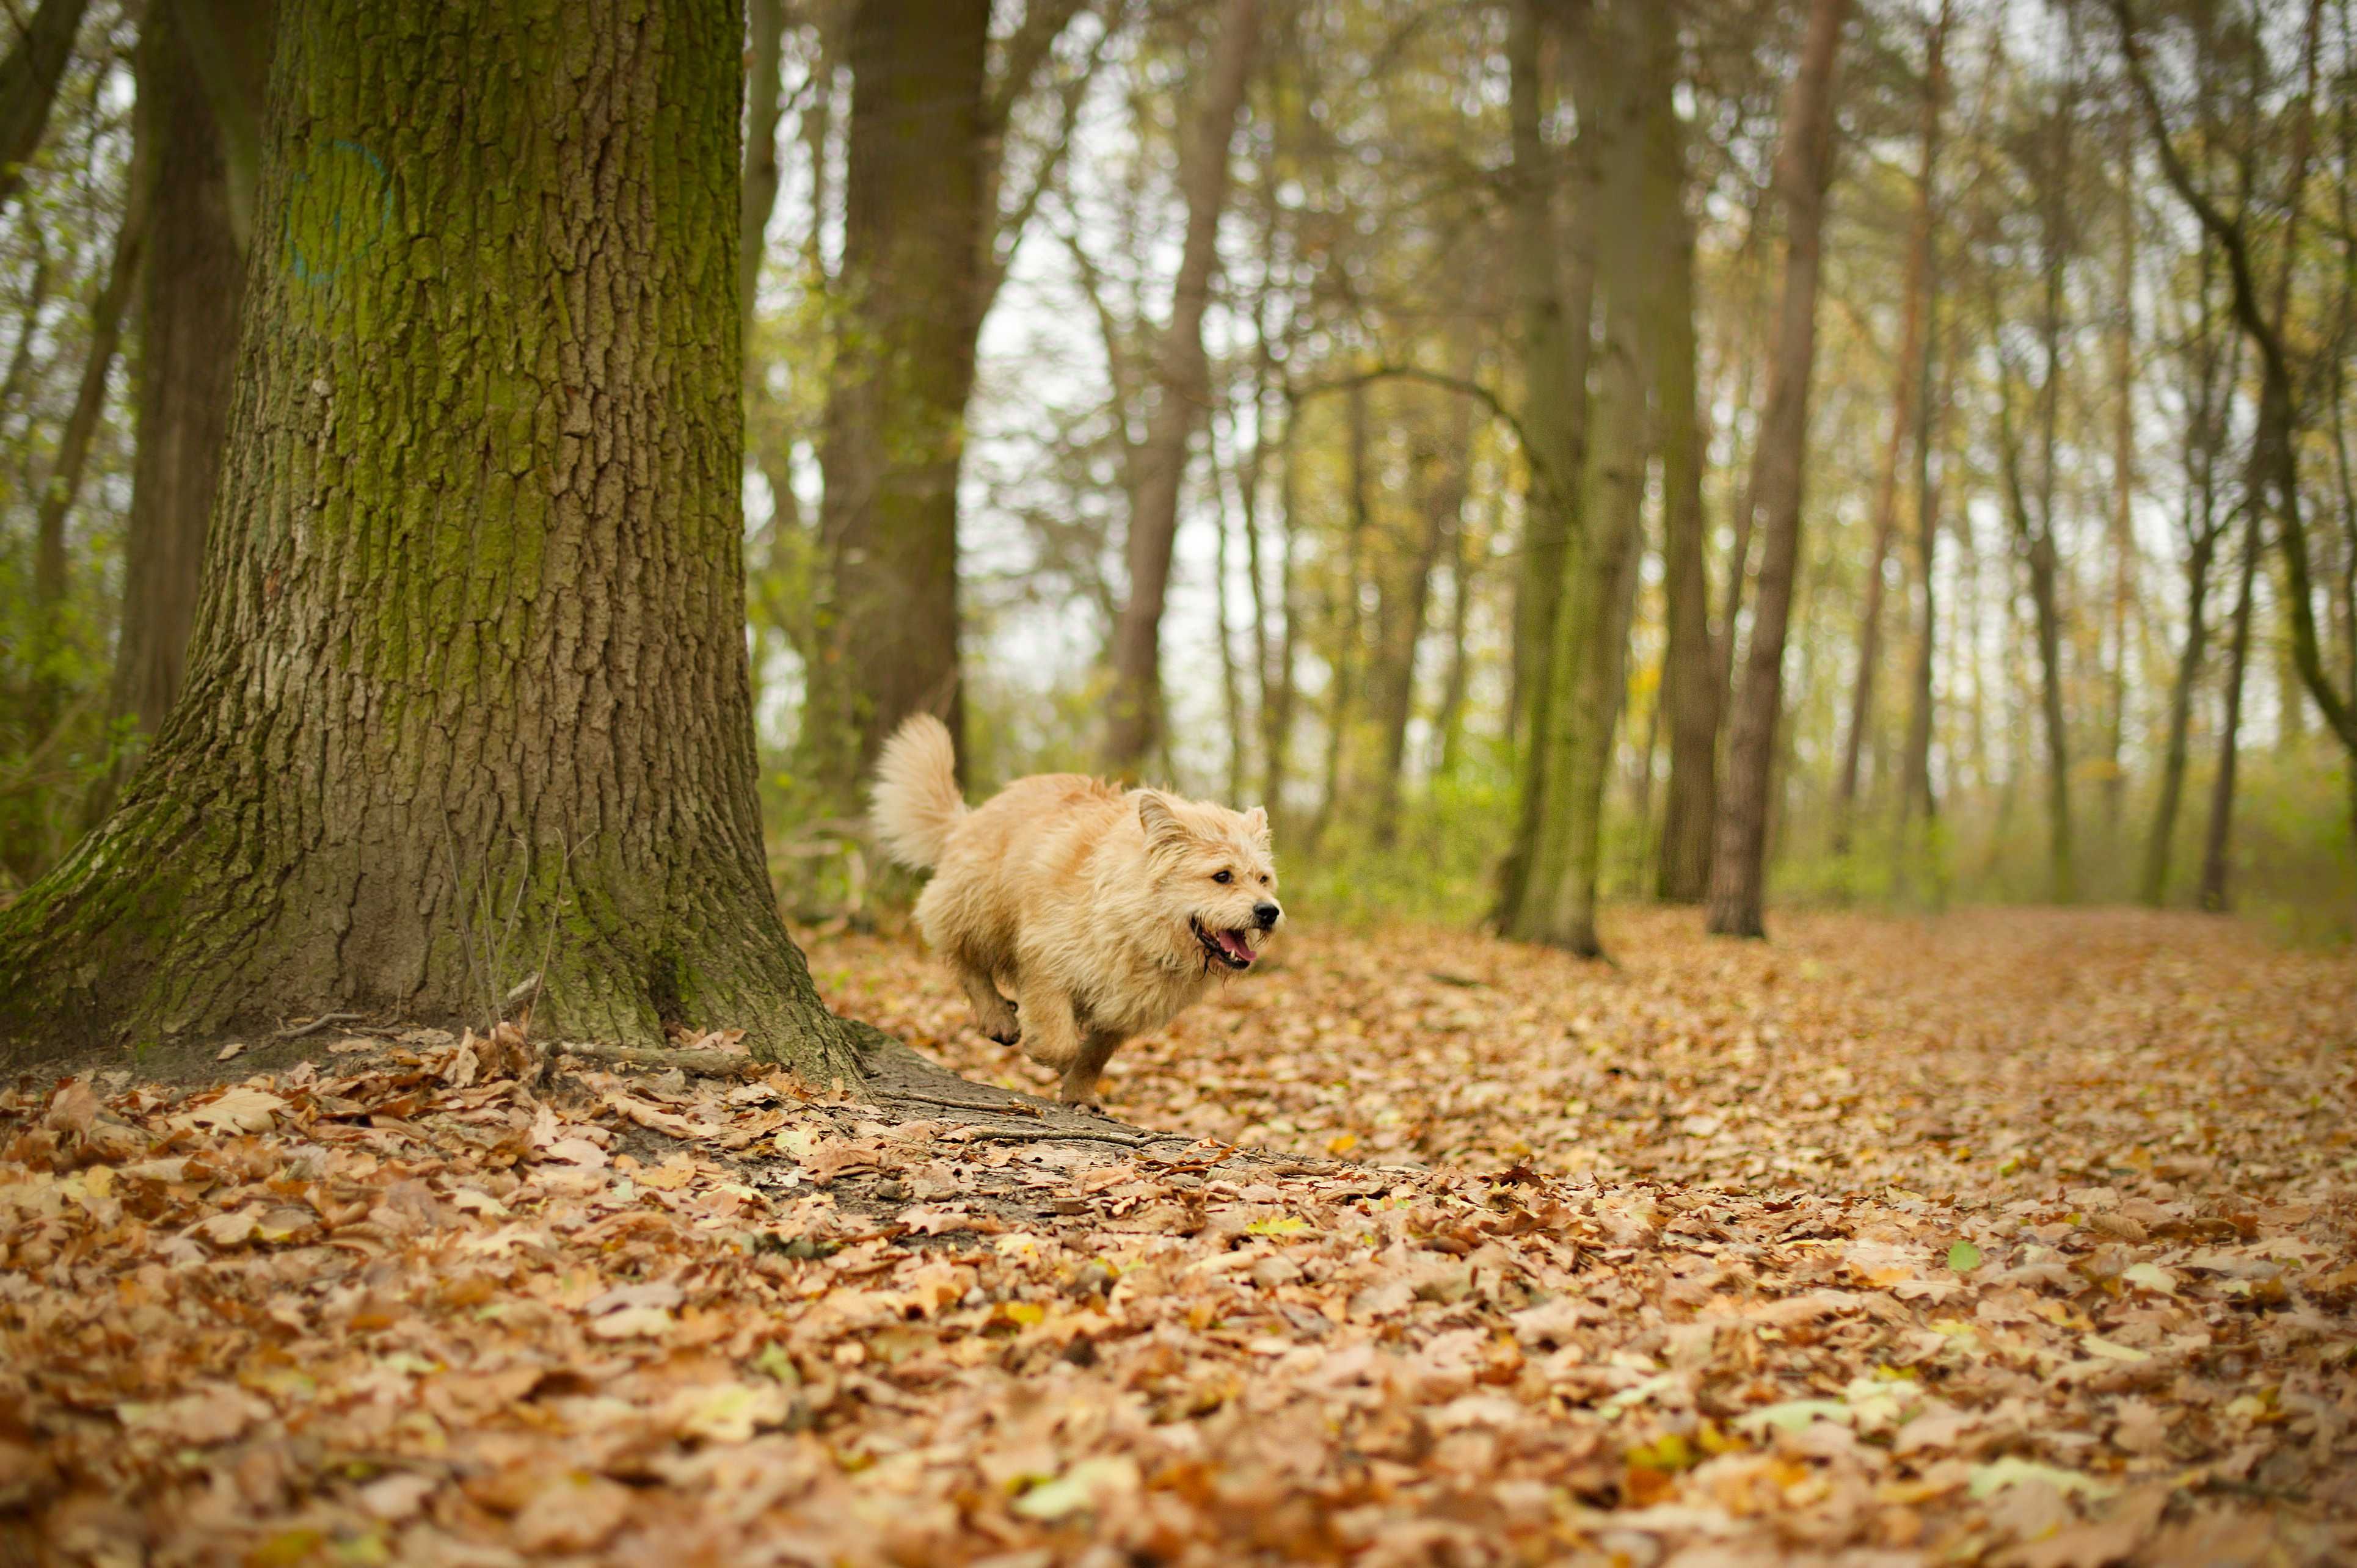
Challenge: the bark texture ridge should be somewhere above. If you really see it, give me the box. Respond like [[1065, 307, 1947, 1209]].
[[0, 0, 861, 1080]]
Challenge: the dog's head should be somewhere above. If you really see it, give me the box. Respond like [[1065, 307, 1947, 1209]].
[[1133, 791, 1282, 974]]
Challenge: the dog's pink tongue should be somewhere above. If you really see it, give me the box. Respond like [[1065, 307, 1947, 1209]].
[[1216, 929, 1254, 964]]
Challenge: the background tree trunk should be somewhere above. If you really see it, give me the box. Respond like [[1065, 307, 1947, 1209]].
[[1706, 0, 1850, 939], [1896, 0, 1951, 848], [1494, 0, 1590, 928], [1370, 376, 1468, 848], [1648, 0, 1718, 906], [1512, 1, 1650, 956], [809, 0, 991, 805], [0, 0, 90, 215], [0, 0, 861, 1078], [28, 149, 149, 749], [1832, 1, 1944, 860], [2200, 504, 2261, 912], [1104, 0, 1260, 774], [89, 0, 275, 826]]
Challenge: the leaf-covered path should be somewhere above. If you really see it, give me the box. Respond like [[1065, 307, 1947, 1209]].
[[4, 909, 2353, 1564]]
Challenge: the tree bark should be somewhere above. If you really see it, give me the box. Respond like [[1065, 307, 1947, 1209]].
[[1371, 379, 1468, 848], [740, 0, 787, 345], [1705, 0, 1849, 940], [29, 141, 150, 747], [89, 0, 274, 826], [1511, 1, 1650, 956], [1648, 0, 1718, 906], [1831, 0, 1944, 860], [808, 0, 991, 804], [0, 0, 862, 1079], [1307, 374, 1372, 852], [0, 0, 90, 216], [1494, 0, 1590, 928], [2200, 504, 2261, 912], [2137, 113, 2237, 908], [1104, 0, 1260, 775]]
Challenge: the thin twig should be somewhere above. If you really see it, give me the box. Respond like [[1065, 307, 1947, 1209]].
[[553, 1041, 765, 1079], [274, 1012, 366, 1042], [878, 1091, 1047, 1117]]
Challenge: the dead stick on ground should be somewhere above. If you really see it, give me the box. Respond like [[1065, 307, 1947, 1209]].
[[554, 1042, 766, 1079], [275, 1012, 367, 1041]]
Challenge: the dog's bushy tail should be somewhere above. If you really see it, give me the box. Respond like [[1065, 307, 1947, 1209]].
[[869, 713, 964, 870]]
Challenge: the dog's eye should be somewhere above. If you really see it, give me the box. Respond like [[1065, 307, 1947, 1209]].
[[1212, 869, 1233, 884]]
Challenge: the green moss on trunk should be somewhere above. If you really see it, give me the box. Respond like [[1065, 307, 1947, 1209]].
[[0, 0, 861, 1081]]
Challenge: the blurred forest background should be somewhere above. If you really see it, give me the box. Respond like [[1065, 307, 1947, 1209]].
[[4, 0, 2354, 945]]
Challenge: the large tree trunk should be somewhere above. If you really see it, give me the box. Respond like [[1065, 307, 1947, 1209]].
[[1510, 1, 1650, 956], [808, 0, 991, 804], [1648, 0, 1718, 907], [1104, 0, 1259, 775], [90, 0, 274, 826], [1307, 376, 1372, 852], [0, 0, 90, 216], [0, 0, 861, 1079], [1705, 0, 1850, 939], [1831, 1, 1944, 860]]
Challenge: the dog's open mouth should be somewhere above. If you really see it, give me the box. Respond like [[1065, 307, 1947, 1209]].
[[1192, 919, 1256, 971]]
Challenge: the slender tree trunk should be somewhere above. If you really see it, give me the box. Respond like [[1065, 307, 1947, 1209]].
[[0, 0, 90, 216], [1493, 0, 1592, 929], [1834, 1, 1945, 860], [1433, 488, 1477, 782], [1706, 0, 1851, 939], [29, 144, 150, 746], [1371, 380, 1468, 848], [2141, 241, 2236, 905], [1898, 321, 1953, 849], [2201, 504, 2262, 912], [740, 0, 787, 344], [2144, 528, 2219, 905], [1308, 375, 1372, 851], [1, 0, 862, 1078], [2104, 138, 2137, 843], [90, 0, 274, 827], [809, 0, 991, 803], [1214, 439, 1247, 803], [1104, 0, 1260, 774], [1509, 0, 1648, 955], [1261, 410, 1300, 817], [1649, 0, 1718, 906]]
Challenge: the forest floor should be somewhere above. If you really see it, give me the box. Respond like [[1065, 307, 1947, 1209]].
[[4, 907, 2355, 1566]]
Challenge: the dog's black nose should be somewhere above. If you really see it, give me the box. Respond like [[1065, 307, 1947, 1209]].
[[1253, 901, 1281, 929]]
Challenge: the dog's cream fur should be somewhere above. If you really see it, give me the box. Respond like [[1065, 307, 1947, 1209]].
[[870, 714, 1281, 1105]]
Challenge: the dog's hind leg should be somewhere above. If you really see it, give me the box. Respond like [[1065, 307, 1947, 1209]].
[[955, 961, 1019, 1045]]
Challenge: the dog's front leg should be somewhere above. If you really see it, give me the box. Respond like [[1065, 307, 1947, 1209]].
[[1011, 977, 1083, 1081], [1058, 1029, 1124, 1110], [956, 962, 1019, 1045]]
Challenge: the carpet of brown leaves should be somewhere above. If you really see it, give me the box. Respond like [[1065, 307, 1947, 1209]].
[[4, 908, 2354, 1565]]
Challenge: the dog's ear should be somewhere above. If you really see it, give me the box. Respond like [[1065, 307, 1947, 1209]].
[[1137, 791, 1187, 847], [1241, 805, 1270, 844]]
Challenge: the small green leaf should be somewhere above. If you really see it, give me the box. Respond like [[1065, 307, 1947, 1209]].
[[1947, 1241, 1983, 1273]]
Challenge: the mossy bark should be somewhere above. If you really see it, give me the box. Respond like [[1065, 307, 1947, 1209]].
[[805, 0, 990, 808], [0, 0, 862, 1080]]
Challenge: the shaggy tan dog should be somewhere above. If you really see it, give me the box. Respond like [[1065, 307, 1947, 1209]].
[[870, 714, 1281, 1106]]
